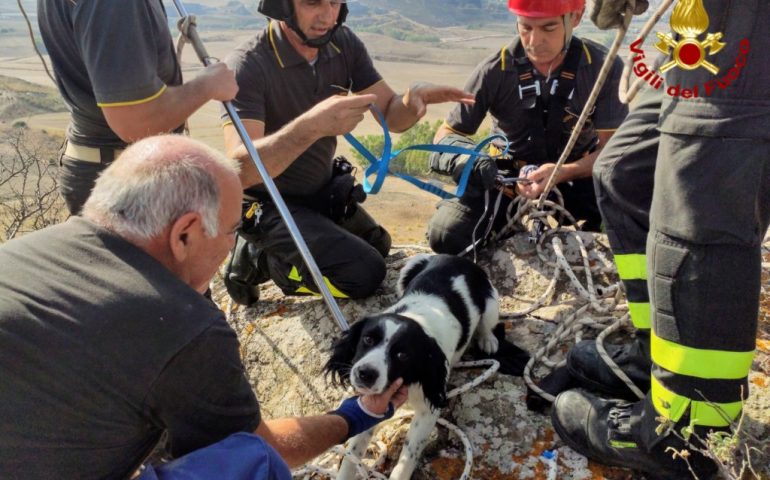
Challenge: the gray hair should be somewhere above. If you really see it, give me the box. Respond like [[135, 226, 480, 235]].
[[82, 136, 240, 240]]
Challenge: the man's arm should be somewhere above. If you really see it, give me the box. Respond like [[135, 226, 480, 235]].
[[517, 130, 616, 199], [223, 94, 376, 189], [102, 63, 238, 143], [254, 379, 408, 468], [360, 81, 475, 134]]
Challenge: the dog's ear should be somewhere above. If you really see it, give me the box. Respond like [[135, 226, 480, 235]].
[[324, 319, 367, 386], [417, 335, 449, 410], [397, 254, 431, 296]]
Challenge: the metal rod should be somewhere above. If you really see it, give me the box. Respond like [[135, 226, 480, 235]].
[[170, 0, 349, 331]]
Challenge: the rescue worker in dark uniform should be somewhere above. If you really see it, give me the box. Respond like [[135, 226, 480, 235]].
[[221, 0, 474, 305], [566, 86, 662, 400], [551, 1, 770, 477], [426, 0, 628, 255], [37, 0, 238, 214]]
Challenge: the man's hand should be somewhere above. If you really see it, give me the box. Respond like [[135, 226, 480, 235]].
[[196, 62, 239, 102], [517, 163, 558, 200], [360, 378, 408, 415], [471, 157, 499, 191], [402, 82, 475, 120], [305, 93, 377, 138], [589, 0, 650, 30]]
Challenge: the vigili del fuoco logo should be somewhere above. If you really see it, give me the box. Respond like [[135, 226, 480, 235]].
[[628, 0, 750, 98]]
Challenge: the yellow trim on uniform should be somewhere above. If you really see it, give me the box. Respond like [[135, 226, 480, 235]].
[[651, 375, 742, 427], [222, 118, 265, 128], [595, 128, 618, 132], [268, 21, 285, 69], [582, 41, 592, 64], [500, 45, 507, 70], [651, 332, 755, 380], [288, 266, 350, 299], [627, 302, 651, 330], [329, 41, 341, 54], [441, 121, 473, 137], [97, 85, 167, 107], [614, 253, 647, 280]]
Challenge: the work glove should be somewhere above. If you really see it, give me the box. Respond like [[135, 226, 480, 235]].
[[330, 396, 395, 441], [429, 134, 498, 197], [589, 0, 649, 30]]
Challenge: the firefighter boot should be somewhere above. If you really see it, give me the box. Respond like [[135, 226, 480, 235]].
[[551, 389, 719, 480], [566, 330, 651, 400], [223, 234, 270, 306]]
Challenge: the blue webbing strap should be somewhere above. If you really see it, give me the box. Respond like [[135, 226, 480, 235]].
[[343, 105, 509, 200]]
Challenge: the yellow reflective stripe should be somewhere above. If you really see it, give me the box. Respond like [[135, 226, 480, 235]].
[[268, 21, 285, 68], [614, 253, 646, 280], [651, 375, 742, 427], [500, 45, 507, 70], [222, 118, 264, 129], [441, 121, 473, 137], [288, 266, 302, 282], [627, 302, 651, 329], [288, 267, 350, 299], [97, 85, 166, 107], [581, 40, 592, 64], [651, 333, 755, 380]]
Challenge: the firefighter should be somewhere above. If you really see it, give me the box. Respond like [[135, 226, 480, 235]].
[[552, 1, 770, 477], [221, 0, 474, 305], [426, 0, 628, 255]]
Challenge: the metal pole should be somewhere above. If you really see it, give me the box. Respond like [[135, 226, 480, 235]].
[[170, 0, 349, 331]]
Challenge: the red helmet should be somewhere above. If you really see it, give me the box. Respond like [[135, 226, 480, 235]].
[[508, 0, 585, 17]]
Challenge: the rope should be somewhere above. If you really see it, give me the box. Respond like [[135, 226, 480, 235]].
[[295, 359, 499, 479], [175, 15, 196, 64], [16, 0, 56, 84], [618, 0, 676, 104]]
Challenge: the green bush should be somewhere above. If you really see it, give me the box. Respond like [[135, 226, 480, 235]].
[[349, 120, 491, 178]]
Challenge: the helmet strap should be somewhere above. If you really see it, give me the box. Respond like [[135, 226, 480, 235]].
[[285, 18, 340, 48], [563, 13, 574, 53]]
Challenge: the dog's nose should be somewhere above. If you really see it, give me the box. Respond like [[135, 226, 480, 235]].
[[355, 366, 379, 387]]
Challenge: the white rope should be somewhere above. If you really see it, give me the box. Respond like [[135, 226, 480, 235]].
[[297, 360, 499, 479]]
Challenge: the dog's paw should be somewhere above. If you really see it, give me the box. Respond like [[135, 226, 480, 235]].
[[478, 334, 499, 355]]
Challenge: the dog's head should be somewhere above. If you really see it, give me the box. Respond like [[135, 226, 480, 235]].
[[324, 313, 449, 410]]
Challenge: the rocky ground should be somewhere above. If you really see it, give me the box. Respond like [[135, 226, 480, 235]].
[[212, 232, 770, 480]]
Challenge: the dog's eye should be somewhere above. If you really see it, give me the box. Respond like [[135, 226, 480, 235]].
[[396, 351, 409, 362], [362, 335, 375, 346]]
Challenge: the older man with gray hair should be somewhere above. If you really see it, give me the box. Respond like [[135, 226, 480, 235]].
[[0, 135, 406, 479]]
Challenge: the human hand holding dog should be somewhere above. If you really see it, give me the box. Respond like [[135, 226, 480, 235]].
[[331, 378, 408, 440], [360, 377, 409, 414]]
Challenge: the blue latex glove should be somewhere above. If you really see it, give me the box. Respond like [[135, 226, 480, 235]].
[[331, 396, 395, 440]]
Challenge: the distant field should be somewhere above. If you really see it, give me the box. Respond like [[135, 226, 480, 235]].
[[0, 22, 503, 244]]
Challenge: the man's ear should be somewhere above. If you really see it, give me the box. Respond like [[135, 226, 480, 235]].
[[168, 212, 203, 262]]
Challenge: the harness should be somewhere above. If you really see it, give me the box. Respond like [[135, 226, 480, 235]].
[[510, 37, 587, 166], [344, 107, 509, 200]]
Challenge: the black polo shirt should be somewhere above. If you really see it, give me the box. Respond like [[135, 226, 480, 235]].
[[446, 36, 628, 163], [224, 22, 382, 196], [37, 0, 183, 149]]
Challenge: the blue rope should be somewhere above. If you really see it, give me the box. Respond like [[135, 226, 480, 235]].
[[343, 105, 509, 200]]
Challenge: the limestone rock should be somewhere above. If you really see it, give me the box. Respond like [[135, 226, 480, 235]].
[[211, 232, 770, 479]]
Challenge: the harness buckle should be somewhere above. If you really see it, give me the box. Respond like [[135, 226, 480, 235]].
[[518, 80, 541, 100]]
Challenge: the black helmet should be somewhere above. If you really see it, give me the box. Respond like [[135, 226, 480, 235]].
[[257, 0, 349, 48]]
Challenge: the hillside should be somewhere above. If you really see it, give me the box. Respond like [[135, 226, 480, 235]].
[[0, 74, 66, 122]]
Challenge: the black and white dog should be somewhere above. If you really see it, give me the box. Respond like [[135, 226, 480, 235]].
[[325, 253, 500, 479]]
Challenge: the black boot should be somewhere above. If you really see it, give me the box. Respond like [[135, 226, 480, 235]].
[[551, 389, 719, 480], [223, 234, 270, 306], [566, 330, 651, 400]]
